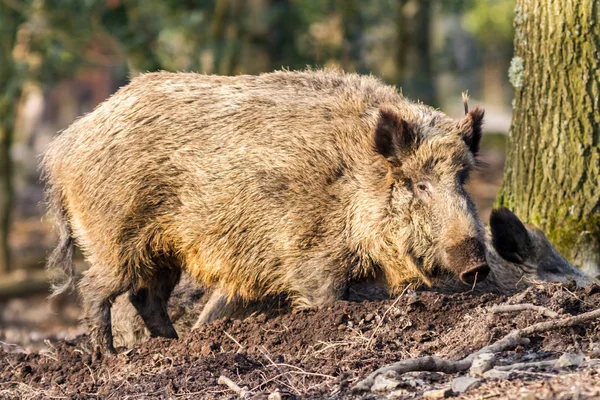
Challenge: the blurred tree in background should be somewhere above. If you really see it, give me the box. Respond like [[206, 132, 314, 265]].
[[0, 0, 26, 273], [0, 0, 102, 273], [0, 0, 516, 275]]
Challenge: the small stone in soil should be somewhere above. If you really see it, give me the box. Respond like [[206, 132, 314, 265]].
[[554, 352, 584, 368], [589, 345, 600, 358], [422, 387, 453, 399], [388, 388, 411, 399], [371, 371, 401, 392], [470, 353, 495, 377], [451, 376, 481, 394], [267, 390, 282, 400], [483, 369, 514, 380]]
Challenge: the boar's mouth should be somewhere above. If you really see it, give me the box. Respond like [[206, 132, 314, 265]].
[[446, 237, 490, 284]]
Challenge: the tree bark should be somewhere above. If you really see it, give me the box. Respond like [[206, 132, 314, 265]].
[[497, 1, 600, 273], [0, 2, 25, 274]]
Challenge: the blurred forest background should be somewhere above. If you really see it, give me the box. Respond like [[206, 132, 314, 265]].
[[0, 0, 516, 297]]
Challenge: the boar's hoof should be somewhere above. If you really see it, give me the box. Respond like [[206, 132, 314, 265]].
[[460, 263, 490, 284], [91, 344, 117, 362]]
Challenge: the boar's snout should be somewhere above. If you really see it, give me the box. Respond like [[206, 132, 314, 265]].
[[447, 237, 489, 284]]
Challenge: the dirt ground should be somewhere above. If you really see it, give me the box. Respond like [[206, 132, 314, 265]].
[[2, 282, 600, 399]]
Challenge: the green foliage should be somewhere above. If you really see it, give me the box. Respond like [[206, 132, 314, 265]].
[[462, 0, 516, 46], [2, 0, 519, 85]]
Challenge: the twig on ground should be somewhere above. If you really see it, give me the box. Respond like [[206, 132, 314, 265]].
[[223, 330, 244, 353], [510, 285, 536, 304], [258, 346, 301, 395], [39, 351, 59, 362], [250, 370, 335, 394], [123, 388, 167, 399], [518, 307, 600, 335], [218, 375, 253, 399], [0, 340, 23, 349], [315, 340, 353, 354], [503, 370, 558, 378], [83, 362, 96, 386], [489, 303, 559, 318], [353, 307, 600, 392], [0, 381, 69, 399], [271, 362, 335, 379], [366, 283, 412, 349]]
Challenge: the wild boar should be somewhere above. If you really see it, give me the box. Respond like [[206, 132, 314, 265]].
[[42, 69, 488, 354]]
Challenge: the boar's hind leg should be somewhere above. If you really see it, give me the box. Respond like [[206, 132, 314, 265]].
[[128, 264, 181, 339], [80, 265, 130, 355]]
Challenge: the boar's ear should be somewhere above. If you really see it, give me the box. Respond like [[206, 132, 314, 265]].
[[490, 207, 533, 264], [458, 106, 484, 155], [374, 108, 418, 164]]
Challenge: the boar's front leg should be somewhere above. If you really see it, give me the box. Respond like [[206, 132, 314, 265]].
[[128, 264, 181, 339], [193, 258, 349, 328], [192, 289, 232, 328], [192, 289, 289, 328]]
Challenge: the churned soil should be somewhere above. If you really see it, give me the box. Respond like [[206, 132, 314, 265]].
[[2, 281, 600, 399]]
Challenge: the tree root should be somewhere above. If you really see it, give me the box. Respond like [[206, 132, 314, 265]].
[[353, 307, 600, 392], [489, 303, 559, 318], [493, 359, 557, 371]]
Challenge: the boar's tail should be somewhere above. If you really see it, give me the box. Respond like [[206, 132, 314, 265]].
[[46, 189, 75, 297]]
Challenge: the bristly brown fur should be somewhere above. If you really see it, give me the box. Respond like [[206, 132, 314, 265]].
[[42, 69, 489, 352]]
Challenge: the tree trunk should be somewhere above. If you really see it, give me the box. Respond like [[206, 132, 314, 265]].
[[497, 0, 600, 273], [210, 0, 245, 76], [0, 102, 15, 275], [0, 3, 25, 274], [411, 0, 435, 106], [395, 0, 410, 82], [396, 0, 437, 106]]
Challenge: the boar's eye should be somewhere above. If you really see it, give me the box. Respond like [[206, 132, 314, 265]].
[[414, 181, 432, 197]]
